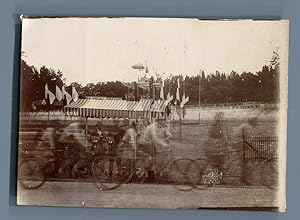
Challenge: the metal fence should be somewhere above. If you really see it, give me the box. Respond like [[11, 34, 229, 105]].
[[243, 135, 278, 160]]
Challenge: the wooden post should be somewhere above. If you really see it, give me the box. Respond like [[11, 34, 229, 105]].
[[241, 129, 246, 184], [152, 85, 155, 100], [172, 106, 175, 129], [198, 71, 201, 124], [85, 117, 88, 151], [179, 108, 182, 143]]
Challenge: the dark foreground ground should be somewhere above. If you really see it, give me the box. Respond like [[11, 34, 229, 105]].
[[17, 181, 279, 209]]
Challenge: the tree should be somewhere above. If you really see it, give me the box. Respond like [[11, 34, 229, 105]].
[[20, 59, 66, 111]]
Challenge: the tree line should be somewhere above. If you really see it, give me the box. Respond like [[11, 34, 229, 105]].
[[20, 50, 279, 111]]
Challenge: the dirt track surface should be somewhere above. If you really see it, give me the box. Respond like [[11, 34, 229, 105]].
[[17, 181, 278, 209]]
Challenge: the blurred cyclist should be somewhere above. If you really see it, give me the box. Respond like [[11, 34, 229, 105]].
[[138, 118, 172, 180], [117, 121, 137, 176]]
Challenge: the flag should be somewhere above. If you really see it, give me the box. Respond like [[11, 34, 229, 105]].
[[55, 85, 63, 101], [160, 81, 164, 100], [62, 85, 73, 105], [165, 93, 173, 105], [72, 86, 79, 102], [166, 92, 173, 102], [65, 92, 72, 105], [45, 84, 48, 99], [137, 81, 150, 90], [48, 92, 55, 104], [176, 78, 181, 104], [45, 83, 55, 104], [62, 85, 66, 95], [176, 87, 180, 103], [180, 94, 190, 108]]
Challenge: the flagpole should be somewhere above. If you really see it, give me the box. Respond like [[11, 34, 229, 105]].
[[137, 82, 139, 101], [180, 77, 182, 143], [198, 71, 202, 124], [152, 85, 155, 100], [179, 108, 182, 143]]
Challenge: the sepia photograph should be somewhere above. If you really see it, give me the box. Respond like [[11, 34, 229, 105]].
[[17, 17, 288, 211]]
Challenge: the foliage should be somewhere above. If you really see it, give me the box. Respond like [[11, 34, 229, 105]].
[[20, 50, 280, 111]]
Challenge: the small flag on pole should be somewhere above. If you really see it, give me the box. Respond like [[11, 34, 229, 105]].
[[72, 86, 79, 102], [65, 92, 72, 105], [165, 92, 173, 105], [62, 85, 72, 105], [176, 78, 181, 104], [180, 94, 190, 108], [62, 85, 66, 96], [160, 81, 164, 100], [55, 85, 63, 101], [176, 89, 180, 104], [45, 83, 56, 104], [45, 84, 48, 99]]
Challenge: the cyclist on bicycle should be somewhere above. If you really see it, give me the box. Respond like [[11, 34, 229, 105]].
[[116, 121, 137, 175], [58, 122, 92, 176], [138, 118, 172, 180]]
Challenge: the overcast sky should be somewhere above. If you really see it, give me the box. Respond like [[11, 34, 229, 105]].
[[21, 17, 288, 85]]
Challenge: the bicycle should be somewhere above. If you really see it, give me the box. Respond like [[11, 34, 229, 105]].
[[91, 143, 203, 192], [18, 138, 99, 189], [18, 139, 65, 189]]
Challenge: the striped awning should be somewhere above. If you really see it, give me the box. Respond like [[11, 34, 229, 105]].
[[151, 100, 168, 112], [129, 98, 153, 119], [64, 98, 168, 119]]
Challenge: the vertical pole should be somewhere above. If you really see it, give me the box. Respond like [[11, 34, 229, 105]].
[[179, 108, 182, 143], [127, 86, 129, 100], [85, 117, 88, 151], [153, 85, 155, 100], [137, 84, 139, 101], [172, 105, 175, 129], [199, 71, 201, 124], [241, 128, 246, 184]]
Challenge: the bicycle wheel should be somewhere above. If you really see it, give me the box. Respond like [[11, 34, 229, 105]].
[[171, 159, 200, 191], [195, 158, 223, 188], [91, 157, 121, 190], [18, 159, 45, 189]]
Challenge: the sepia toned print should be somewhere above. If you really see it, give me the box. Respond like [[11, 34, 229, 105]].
[[17, 17, 288, 211]]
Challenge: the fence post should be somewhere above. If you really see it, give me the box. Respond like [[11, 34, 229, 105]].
[[179, 111, 182, 143], [241, 129, 246, 185]]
